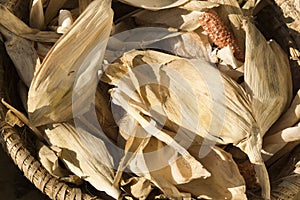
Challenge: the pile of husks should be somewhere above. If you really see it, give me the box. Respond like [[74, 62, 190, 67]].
[[1, 0, 300, 199]]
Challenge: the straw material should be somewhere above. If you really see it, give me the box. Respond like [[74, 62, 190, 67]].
[[0, 0, 300, 199]]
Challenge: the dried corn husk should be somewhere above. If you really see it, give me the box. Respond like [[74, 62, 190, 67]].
[[36, 42, 52, 61], [121, 177, 152, 199], [28, 0, 113, 126], [177, 145, 247, 199], [181, 0, 219, 11], [57, 9, 73, 34], [29, 0, 45, 30], [268, 89, 300, 134], [0, 5, 59, 42], [108, 27, 213, 63], [115, 111, 246, 198], [36, 142, 72, 178], [101, 49, 270, 197], [102, 49, 254, 145], [241, 19, 293, 199], [43, 121, 120, 199], [132, 8, 204, 31], [119, 0, 190, 10], [78, 0, 93, 13], [243, 20, 293, 135], [153, 31, 213, 61], [0, 26, 40, 87], [44, 0, 68, 25]]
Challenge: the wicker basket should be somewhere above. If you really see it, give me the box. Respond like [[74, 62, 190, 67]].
[[1, 0, 300, 199]]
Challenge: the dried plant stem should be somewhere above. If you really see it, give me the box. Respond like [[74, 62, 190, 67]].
[[199, 9, 245, 61]]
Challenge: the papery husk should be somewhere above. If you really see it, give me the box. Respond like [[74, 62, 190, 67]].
[[36, 141, 72, 178], [181, 0, 219, 11], [105, 27, 182, 63], [126, 136, 209, 198], [116, 112, 246, 199], [57, 9, 73, 34], [116, 112, 210, 178], [43, 121, 120, 199], [268, 89, 300, 134], [0, 5, 59, 42], [101, 49, 270, 197], [118, 0, 190, 11], [268, 144, 300, 181], [36, 42, 52, 61], [132, 8, 203, 31], [29, 0, 44, 30], [28, 0, 113, 126], [0, 26, 40, 87], [114, 1, 218, 32], [44, 0, 68, 25], [154, 31, 213, 61], [266, 141, 300, 167], [217, 45, 243, 69], [242, 19, 293, 199], [254, 0, 300, 94], [110, 25, 213, 62], [121, 177, 152, 200], [177, 145, 247, 199], [78, 0, 93, 13], [243, 20, 293, 136], [102, 50, 255, 146]]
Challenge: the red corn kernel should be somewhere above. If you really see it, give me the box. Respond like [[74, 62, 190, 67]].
[[199, 10, 245, 61]]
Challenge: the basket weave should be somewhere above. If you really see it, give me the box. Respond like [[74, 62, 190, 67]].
[[0, 0, 300, 199]]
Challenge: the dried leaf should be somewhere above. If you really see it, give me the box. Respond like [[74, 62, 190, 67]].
[[121, 177, 152, 200], [119, 0, 190, 10], [57, 9, 73, 34], [268, 89, 300, 134], [44, 0, 68, 25], [177, 145, 247, 199], [0, 27, 40, 87], [78, 0, 93, 13], [2, 99, 44, 141], [0, 5, 59, 42], [181, 0, 219, 11], [101, 49, 269, 197], [28, 0, 113, 126], [243, 20, 293, 135], [102, 50, 255, 146], [36, 142, 71, 178], [132, 8, 203, 31], [30, 0, 45, 30], [43, 121, 120, 198]]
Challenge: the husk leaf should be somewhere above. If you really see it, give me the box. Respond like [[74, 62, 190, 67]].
[[43, 121, 120, 199], [118, 0, 190, 11], [28, 0, 113, 126]]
